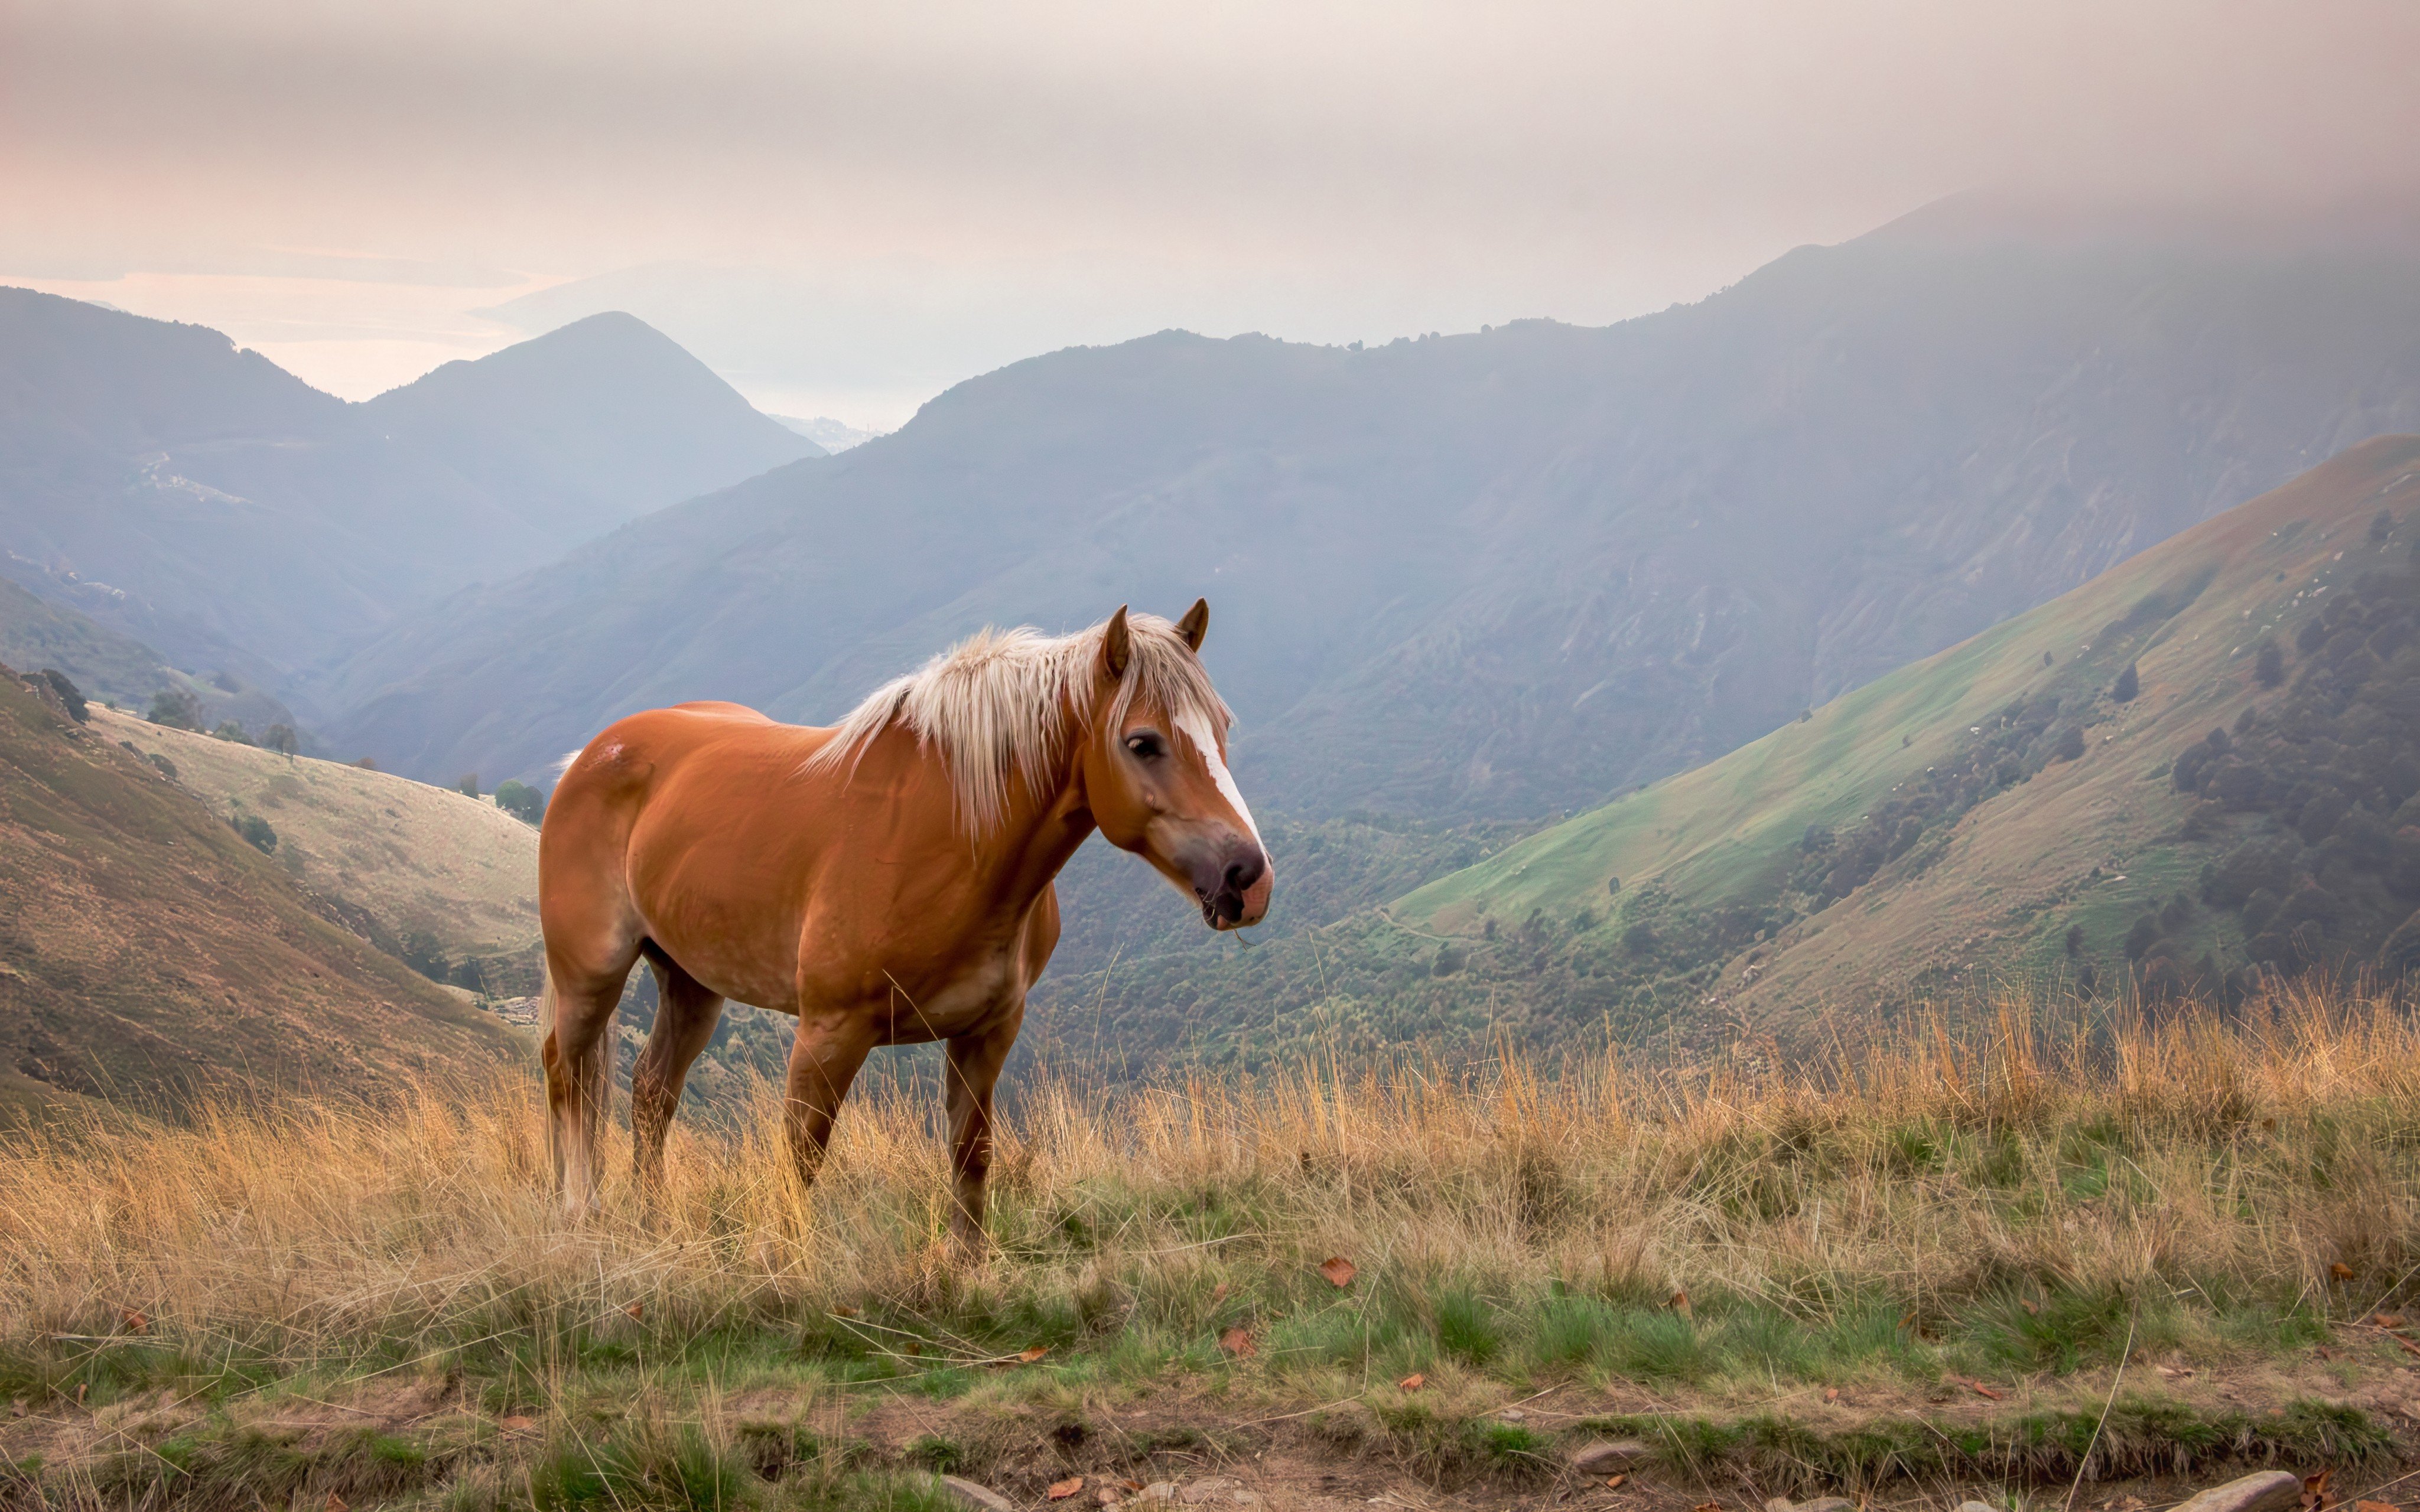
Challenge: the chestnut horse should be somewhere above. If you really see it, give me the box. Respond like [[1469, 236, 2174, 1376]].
[[536, 601, 1271, 1241]]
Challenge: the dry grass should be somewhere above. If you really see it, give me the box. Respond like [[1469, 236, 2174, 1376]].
[[3, 986, 2417, 1507]]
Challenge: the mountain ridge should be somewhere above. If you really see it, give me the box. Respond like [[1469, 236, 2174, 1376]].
[[314, 197, 2420, 826], [0, 290, 818, 700]]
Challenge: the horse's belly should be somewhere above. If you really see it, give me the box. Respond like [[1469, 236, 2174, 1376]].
[[867, 960, 1020, 1043]]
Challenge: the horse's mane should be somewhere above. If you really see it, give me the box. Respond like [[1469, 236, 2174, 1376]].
[[807, 612, 1232, 834]]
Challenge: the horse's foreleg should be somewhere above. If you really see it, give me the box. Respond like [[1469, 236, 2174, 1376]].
[[630, 960, 726, 1196], [944, 1011, 1021, 1253], [782, 1015, 876, 1194]]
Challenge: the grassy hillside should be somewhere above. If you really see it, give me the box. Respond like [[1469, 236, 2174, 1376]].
[[1396, 434, 2420, 1034], [0, 664, 525, 1111], [2, 996, 2414, 1510], [93, 708, 542, 985]]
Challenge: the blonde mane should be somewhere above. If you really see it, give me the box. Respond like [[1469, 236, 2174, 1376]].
[[808, 612, 1232, 833]]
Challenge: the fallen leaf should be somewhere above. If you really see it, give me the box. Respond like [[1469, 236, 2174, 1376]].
[[501, 1416, 538, 1433], [1319, 1256, 1358, 1288], [1397, 1373, 1425, 1391], [2390, 1333, 2420, 1359], [1898, 1309, 1918, 1331], [1211, 1282, 1230, 1304], [2367, 1314, 2406, 1328], [2315, 1345, 2338, 1361], [1048, 1477, 1084, 1501], [1605, 1475, 1627, 1490], [830, 1305, 860, 1318], [1693, 1502, 1723, 1512], [326, 1494, 348, 1512], [2330, 1262, 2356, 1281], [1671, 1289, 1693, 1319], [1096, 1491, 1122, 1507], [2355, 1503, 2398, 1512], [1967, 1379, 2003, 1401], [2302, 1468, 2333, 1510], [121, 1309, 148, 1335], [74, 1383, 86, 1406], [1121, 1482, 1144, 1493], [623, 1302, 643, 1322], [1219, 1326, 1256, 1358], [2019, 1298, 2040, 1316], [1018, 1345, 1049, 1364], [1823, 1388, 1839, 1403]]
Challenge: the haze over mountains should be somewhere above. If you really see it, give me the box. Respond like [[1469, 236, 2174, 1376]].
[[322, 195, 2420, 821], [0, 292, 818, 706]]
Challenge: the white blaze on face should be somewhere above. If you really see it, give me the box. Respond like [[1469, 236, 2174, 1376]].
[[1172, 708, 1263, 851]]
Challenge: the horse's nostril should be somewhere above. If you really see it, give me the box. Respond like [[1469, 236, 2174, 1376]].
[[1224, 851, 1266, 894]]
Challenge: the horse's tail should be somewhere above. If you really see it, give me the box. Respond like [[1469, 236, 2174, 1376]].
[[538, 962, 614, 1181]]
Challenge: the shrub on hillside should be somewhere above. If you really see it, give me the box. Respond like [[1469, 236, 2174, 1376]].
[[455, 774, 480, 799], [212, 720, 253, 745], [148, 687, 203, 730], [493, 778, 547, 825], [38, 669, 87, 722], [262, 723, 298, 758], [231, 812, 277, 855]]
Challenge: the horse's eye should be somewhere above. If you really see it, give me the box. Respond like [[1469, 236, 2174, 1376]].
[[1124, 731, 1166, 760]]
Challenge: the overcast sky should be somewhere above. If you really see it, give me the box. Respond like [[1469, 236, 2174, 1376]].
[[6, 1, 2416, 424]]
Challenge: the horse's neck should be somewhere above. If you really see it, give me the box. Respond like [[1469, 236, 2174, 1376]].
[[955, 738, 1097, 922]]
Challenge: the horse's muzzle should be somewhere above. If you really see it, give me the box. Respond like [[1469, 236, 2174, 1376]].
[[1194, 840, 1272, 931]]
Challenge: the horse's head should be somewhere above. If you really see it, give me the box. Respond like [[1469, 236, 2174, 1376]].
[[1082, 600, 1273, 931]]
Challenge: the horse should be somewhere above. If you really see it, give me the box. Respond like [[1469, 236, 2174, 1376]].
[[535, 601, 1271, 1243]]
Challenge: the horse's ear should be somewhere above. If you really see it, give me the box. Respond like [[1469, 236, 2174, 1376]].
[[1101, 605, 1132, 677], [1175, 597, 1209, 652]]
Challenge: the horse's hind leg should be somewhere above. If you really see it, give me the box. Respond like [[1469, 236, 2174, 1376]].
[[542, 954, 634, 1217], [632, 956, 725, 1193]]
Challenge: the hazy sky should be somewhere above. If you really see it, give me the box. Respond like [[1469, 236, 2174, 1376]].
[[6, 1, 2417, 423]]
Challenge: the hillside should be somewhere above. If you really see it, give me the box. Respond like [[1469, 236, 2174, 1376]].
[[1390, 434, 2420, 1040], [0, 576, 298, 734], [92, 708, 542, 988], [318, 195, 2420, 828], [991, 437, 2420, 1073], [0, 289, 815, 686], [0, 664, 524, 1113]]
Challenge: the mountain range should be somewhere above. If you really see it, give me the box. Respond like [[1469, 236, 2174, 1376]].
[[13, 193, 2420, 1096], [0, 292, 819, 706], [315, 195, 2420, 822]]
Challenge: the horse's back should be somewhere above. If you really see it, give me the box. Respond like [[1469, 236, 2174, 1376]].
[[545, 703, 830, 865]]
